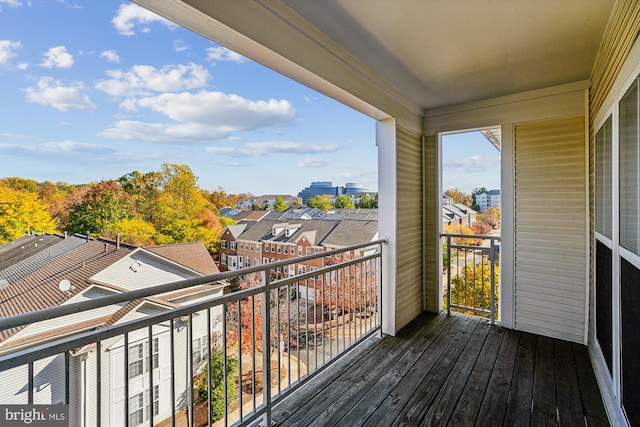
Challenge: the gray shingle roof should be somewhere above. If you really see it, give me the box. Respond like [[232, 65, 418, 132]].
[[146, 242, 219, 275], [321, 220, 378, 247]]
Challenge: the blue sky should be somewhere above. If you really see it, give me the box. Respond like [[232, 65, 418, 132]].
[[0, 1, 500, 197], [0, 1, 377, 196], [442, 131, 501, 194]]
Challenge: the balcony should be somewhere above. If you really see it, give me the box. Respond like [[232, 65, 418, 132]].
[[0, 236, 609, 426]]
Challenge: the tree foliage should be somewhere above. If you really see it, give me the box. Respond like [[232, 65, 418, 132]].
[[306, 195, 332, 212], [334, 194, 354, 209], [66, 180, 136, 236], [0, 185, 57, 243], [442, 223, 476, 246], [196, 349, 238, 422], [357, 193, 373, 208], [272, 196, 289, 212], [477, 207, 500, 229], [444, 188, 472, 207], [447, 257, 499, 320]]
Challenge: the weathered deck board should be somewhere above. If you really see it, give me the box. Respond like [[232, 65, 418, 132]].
[[271, 312, 610, 427]]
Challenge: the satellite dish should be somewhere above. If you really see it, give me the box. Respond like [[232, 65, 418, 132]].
[[58, 279, 71, 292]]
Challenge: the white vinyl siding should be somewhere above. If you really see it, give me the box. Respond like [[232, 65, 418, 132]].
[[513, 116, 587, 343], [395, 125, 424, 331]]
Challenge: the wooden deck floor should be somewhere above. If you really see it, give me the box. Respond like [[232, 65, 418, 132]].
[[271, 312, 609, 426]]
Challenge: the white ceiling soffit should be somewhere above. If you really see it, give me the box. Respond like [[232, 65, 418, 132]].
[[133, 0, 615, 122]]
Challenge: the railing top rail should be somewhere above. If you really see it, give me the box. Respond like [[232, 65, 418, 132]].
[[441, 233, 501, 240], [0, 238, 387, 332]]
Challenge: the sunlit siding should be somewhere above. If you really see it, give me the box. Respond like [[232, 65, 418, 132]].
[[395, 125, 424, 331], [514, 116, 587, 343], [423, 134, 440, 313]]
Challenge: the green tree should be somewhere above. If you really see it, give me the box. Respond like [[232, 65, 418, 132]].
[[272, 196, 289, 212], [334, 194, 354, 209], [66, 180, 136, 236], [357, 193, 372, 208], [196, 350, 239, 422], [306, 195, 332, 212], [118, 170, 162, 224], [0, 186, 57, 243]]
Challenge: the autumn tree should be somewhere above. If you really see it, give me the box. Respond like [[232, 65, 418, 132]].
[[272, 196, 289, 212], [66, 180, 136, 236], [442, 223, 476, 246], [226, 273, 305, 357], [106, 218, 157, 246], [0, 186, 57, 243], [477, 207, 500, 229], [446, 257, 499, 320], [444, 188, 472, 207], [306, 195, 332, 212], [334, 194, 354, 209], [316, 258, 377, 316]]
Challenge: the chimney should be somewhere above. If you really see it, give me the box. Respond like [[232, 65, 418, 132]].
[[116, 233, 121, 250], [64, 231, 68, 239], [104, 243, 109, 252], [86, 232, 90, 242]]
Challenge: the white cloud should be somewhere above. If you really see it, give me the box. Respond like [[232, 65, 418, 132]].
[[95, 63, 209, 96], [0, 40, 21, 65], [206, 141, 338, 157], [16, 62, 28, 70], [0, 0, 25, 9], [443, 155, 500, 173], [40, 46, 73, 69], [298, 157, 333, 167], [100, 49, 120, 63], [112, 3, 177, 36], [126, 91, 295, 128], [206, 46, 246, 63], [100, 120, 232, 144], [24, 77, 96, 111], [173, 39, 188, 52]]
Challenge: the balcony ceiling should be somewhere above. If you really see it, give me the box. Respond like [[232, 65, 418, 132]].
[[134, 0, 615, 124]]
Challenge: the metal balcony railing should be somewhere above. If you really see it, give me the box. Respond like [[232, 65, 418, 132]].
[[442, 233, 500, 324], [0, 239, 386, 427]]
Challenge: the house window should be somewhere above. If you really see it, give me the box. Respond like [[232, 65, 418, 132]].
[[298, 246, 302, 256], [298, 265, 306, 274], [263, 257, 268, 264], [284, 246, 288, 255], [221, 253, 227, 264], [595, 116, 612, 239], [238, 256, 243, 265], [278, 245, 282, 254], [306, 247, 311, 255], [230, 241, 236, 250], [129, 338, 159, 379], [620, 79, 640, 255], [221, 241, 227, 249], [129, 386, 159, 427], [239, 243, 244, 250], [192, 336, 207, 367], [128, 343, 144, 378], [129, 392, 144, 426]]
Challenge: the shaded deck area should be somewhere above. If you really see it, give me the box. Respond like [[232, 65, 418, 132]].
[[271, 312, 609, 426]]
